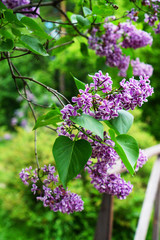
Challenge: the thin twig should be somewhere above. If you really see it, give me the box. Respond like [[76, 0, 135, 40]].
[[24, 84, 40, 170], [33, 0, 43, 13], [13, 75, 66, 107], [14, 47, 29, 52], [1, 52, 30, 60], [89, 0, 92, 10], [55, 5, 88, 39], [13, 1, 63, 12], [36, 13, 75, 25], [45, 125, 57, 131], [47, 40, 74, 52]]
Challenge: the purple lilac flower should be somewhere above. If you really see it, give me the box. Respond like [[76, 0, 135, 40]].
[[19, 166, 32, 185], [144, 14, 158, 26], [119, 75, 154, 110], [135, 149, 148, 171], [51, 71, 153, 201], [20, 119, 27, 128], [72, 85, 93, 114], [37, 185, 84, 214], [20, 165, 83, 214], [3, 133, 12, 140], [11, 117, 18, 126], [121, 22, 153, 49], [2, 0, 39, 17], [14, 110, 24, 118], [88, 21, 153, 76], [89, 71, 113, 93], [131, 58, 153, 77], [154, 23, 160, 34], [61, 104, 78, 121], [31, 184, 38, 194], [140, 1, 160, 34], [127, 8, 139, 22], [90, 162, 133, 199], [142, 0, 151, 5]]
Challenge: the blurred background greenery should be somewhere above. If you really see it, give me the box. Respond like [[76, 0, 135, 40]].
[[0, 1, 160, 240]]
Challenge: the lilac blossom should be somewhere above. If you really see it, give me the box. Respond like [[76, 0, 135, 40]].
[[135, 149, 148, 171], [121, 22, 153, 49], [119, 75, 154, 110], [88, 21, 153, 76], [127, 8, 139, 22], [154, 23, 160, 34], [90, 162, 133, 199], [131, 58, 153, 77], [19, 165, 84, 214], [2, 0, 39, 17], [11, 117, 18, 126], [3, 133, 12, 140]]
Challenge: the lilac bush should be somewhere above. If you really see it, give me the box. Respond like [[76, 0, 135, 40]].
[[1, 0, 155, 215]]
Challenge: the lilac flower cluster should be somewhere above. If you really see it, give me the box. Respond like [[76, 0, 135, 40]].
[[2, 0, 39, 17], [127, 1, 160, 34], [57, 71, 153, 199], [86, 133, 133, 199], [127, 9, 139, 22], [131, 58, 153, 77], [58, 71, 153, 123], [88, 21, 153, 77], [19, 165, 84, 214]]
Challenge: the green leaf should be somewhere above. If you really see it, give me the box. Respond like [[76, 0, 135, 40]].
[[33, 109, 61, 130], [70, 113, 104, 140], [20, 35, 48, 56], [105, 110, 134, 135], [114, 134, 139, 175], [20, 17, 51, 40], [76, 15, 90, 26], [4, 10, 24, 27], [11, 27, 21, 37], [83, 7, 92, 16], [0, 1, 7, 10], [0, 39, 14, 52], [71, 73, 85, 91], [52, 136, 92, 188], [80, 42, 89, 56], [0, 29, 14, 39]]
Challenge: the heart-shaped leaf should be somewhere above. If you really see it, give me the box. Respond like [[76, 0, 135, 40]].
[[52, 136, 92, 188], [105, 110, 134, 135], [115, 134, 139, 175]]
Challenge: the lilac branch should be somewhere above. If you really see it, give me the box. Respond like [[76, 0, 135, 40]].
[[13, 1, 63, 12], [55, 5, 88, 39], [47, 40, 74, 52]]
